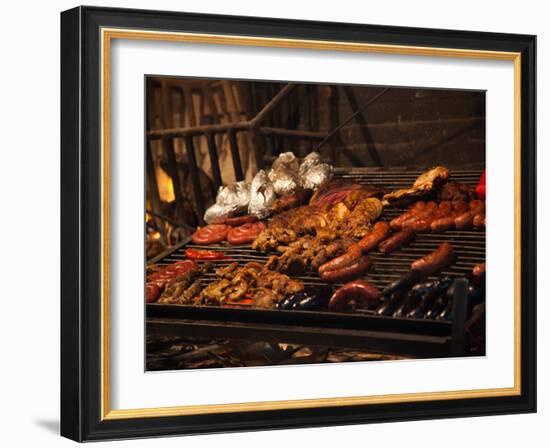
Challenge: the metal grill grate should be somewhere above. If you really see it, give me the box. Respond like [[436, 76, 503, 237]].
[[151, 168, 485, 315]]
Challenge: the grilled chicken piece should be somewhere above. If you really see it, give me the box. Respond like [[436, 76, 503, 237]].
[[382, 166, 450, 205], [251, 287, 282, 308], [198, 262, 304, 307], [339, 197, 383, 238], [158, 266, 205, 304]]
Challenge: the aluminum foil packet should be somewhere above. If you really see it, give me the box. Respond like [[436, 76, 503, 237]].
[[271, 151, 299, 173], [268, 166, 302, 196], [298, 151, 322, 177], [302, 162, 333, 190], [248, 170, 276, 219], [203, 180, 251, 223]]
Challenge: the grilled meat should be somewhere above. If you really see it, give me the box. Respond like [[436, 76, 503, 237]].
[[198, 262, 304, 307], [338, 197, 383, 238], [390, 199, 485, 232], [157, 267, 206, 304], [253, 193, 382, 252], [439, 182, 476, 202], [272, 189, 312, 213], [310, 180, 386, 206], [382, 166, 450, 205]]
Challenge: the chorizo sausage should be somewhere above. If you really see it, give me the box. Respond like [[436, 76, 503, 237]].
[[390, 201, 426, 230], [328, 280, 380, 312], [379, 228, 415, 254], [469, 199, 485, 215], [357, 222, 390, 252], [227, 222, 265, 245], [320, 256, 372, 283], [411, 242, 455, 276], [400, 201, 437, 228], [473, 213, 485, 228], [454, 211, 474, 230], [452, 200, 469, 214], [146, 283, 160, 303], [318, 244, 362, 274], [430, 216, 456, 232], [192, 224, 231, 245]]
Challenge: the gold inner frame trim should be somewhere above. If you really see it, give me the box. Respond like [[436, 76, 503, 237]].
[[100, 27, 522, 420]]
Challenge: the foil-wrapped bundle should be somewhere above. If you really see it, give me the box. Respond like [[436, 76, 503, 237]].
[[302, 162, 333, 190], [271, 151, 299, 172], [203, 181, 251, 224], [268, 166, 302, 196], [298, 151, 322, 177], [268, 151, 302, 196], [248, 170, 276, 219]]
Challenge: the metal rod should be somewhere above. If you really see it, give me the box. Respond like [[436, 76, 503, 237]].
[[250, 83, 296, 126], [314, 87, 391, 153], [146, 208, 194, 232], [343, 86, 383, 166]]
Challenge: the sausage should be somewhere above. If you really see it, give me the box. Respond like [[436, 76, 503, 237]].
[[320, 256, 372, 283], [472, 262, 486, 277], [393, 289, 423, 318], [227, 222, 265, 245], [454, 211, 474, 230], [318, 244, 362, 274], [379, 228, 415, 254], [424, 295, 448, 320], [438, 201, 453, 215], [452, 200, 469, 214], [357, 222, 390, 252], [469, 200, 485, 214], [192, 224, 231, 245], [411, 242, 455, 276], [400, 201, 437, 228], [185, 248, 226, 260], [390, 201, 426, 230], [381, 270, 422, 297], [473, 213, 485, 228], [173, 260, 199, 273], [406, 276, 453, 319], [376, 291, 406, 316], [223, 215, 258, 226], [328, 280, 380, 312], [409, 218, 432, 232], [403, 201, 449, 232], [407, 289, 441, 319], [430, 216, 456, 232], [146, 283, 160, 303]]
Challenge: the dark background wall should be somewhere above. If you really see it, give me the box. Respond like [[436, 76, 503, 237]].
[[147, 78, 485, 179]]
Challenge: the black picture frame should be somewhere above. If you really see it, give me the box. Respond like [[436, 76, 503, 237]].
[[61, 5, 536, 442]]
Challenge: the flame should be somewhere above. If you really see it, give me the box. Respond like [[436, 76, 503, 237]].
[[156, 165, 175, 203]]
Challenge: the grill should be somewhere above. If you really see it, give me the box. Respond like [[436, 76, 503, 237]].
[[147, 168, 484, 358]]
